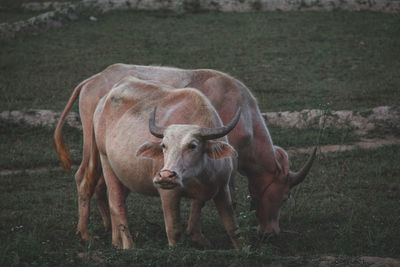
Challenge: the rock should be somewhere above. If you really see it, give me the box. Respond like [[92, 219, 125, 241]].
[[22, 2, 71, 11]]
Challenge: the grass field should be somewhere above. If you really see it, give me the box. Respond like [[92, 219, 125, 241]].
[[1, 120, 399, 265], [1, 7, 399, 266], [1, 10, 399, 112]]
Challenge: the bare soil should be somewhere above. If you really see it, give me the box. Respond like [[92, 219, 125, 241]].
[[2, 0, 399, 40], [3, 106, 399, 135], [263, 106, 400, 135]]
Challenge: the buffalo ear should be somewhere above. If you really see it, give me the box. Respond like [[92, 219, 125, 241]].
[[136, 141, 163, 159], [206, 141, 237, 159], [274, 146, 289, 179]]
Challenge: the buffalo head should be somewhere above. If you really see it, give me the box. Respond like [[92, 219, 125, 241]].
[[136, 107, 241, 189], [252, 146, 317, 236]]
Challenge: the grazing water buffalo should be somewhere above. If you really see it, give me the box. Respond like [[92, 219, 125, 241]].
[[54, 64, 316, 241], [92, 76, 240, 249]]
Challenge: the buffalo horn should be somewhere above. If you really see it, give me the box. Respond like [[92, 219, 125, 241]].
[[199, 108, 241, 140], [288, 147, 317, 188], [149, 107, 166, 138]]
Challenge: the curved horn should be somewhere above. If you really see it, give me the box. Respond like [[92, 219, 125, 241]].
[[288, 147, 317, 188], [149, 107, 166, 138], [199, 108, 241, 140]]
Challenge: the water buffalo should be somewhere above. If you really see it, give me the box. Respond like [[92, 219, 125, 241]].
[[92, 76, 240, 249], [54, 64, 316, 241]]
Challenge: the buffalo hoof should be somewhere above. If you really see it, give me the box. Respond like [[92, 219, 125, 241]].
[[103, 220, 111, 232], [77, 230, 90, 243], [189, 233, 213, 249]]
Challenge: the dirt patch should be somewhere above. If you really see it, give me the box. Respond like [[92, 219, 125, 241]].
[[2, 0, 399, 40], [0, 3, 79, 40], [287, 136, 400, 155], [262, 106, 400, 136], [0, 109, 81, 129], [316, 255, 400, 266], [3, 106, 400, 134], [2, 106, 399, 136], [66, 251, 400, 267], [19, 0, 400, 13], [359, 256, 400, 267], [21, 1, 72, 11]]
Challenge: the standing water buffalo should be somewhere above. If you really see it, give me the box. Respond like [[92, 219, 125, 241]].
[[92, 76, 240, 249], [54, 64, 316, 242]]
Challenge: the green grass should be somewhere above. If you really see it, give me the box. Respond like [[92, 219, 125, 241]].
[[1, 9, 399, 266], [0, 10, 45, 23], [1, 136, 399, 265], [279, 147, 400, 257], [0, 119, 82, 170], [269, 125, 359, 148], [1, 10, 399, 112]]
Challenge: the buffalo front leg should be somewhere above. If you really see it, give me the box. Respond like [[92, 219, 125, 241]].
[[229, 157, 238, 209], [213, 185, 240, 249], [159, 190, 181, 247], [228, 172, 237, 210], [186, 200, 212, 248], [100, 154, 133, 249]]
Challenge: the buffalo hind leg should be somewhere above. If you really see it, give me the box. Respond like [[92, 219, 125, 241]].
[[94, 176, 111, 231], [89, 127, 111, 232], [75, 164, 92, 242], [213, 185, 240, 249], [76, 137, 106, 242], [76, 167, 103, 242], [186, 200, 212, 248]]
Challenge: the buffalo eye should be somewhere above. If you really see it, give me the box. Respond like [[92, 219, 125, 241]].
[[161, 143, 166, 149], [188, 143, 197, 150]]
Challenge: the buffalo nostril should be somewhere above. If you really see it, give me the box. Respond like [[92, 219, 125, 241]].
[[155, 170, 181, 189], [159, 170, 177, 179]]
